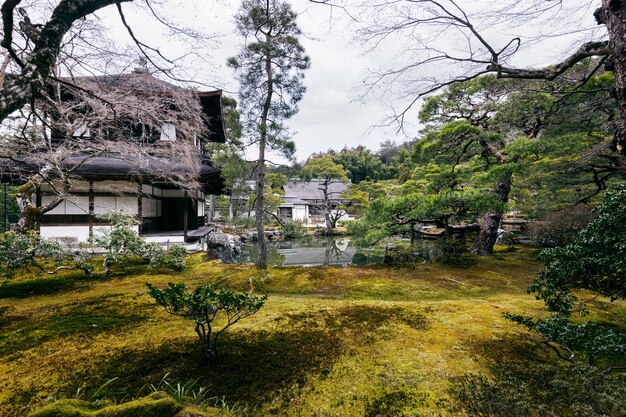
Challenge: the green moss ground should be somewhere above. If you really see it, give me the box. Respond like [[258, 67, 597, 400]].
[[0, 247, 624, 416]]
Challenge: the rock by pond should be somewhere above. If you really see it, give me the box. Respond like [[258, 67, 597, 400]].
[[204, 231, 240, 264]]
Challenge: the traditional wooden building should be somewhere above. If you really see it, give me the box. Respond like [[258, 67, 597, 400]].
[[0, 71, 225, 243], [278, 180, 351, 223]]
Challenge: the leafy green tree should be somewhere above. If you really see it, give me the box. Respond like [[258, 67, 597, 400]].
[[302, 156, 349, 234], [505, 185, 626, 366], [254, 172, 287, 225], [530, 185, 626, 315], [228, 0, 310, 269], [0, 184, 20, 232], [205, 96, 250, 220], [402, 69, 621, 254], [340, 180, 399, 215], [330, 146, 390, 184], [146, 282, 267, 358], [91, 212, 145, 275]]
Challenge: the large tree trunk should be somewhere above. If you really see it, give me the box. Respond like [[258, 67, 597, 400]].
[[14, 181, 63, 233], [601, 0, 626, 157], [472, 174, 511, 255], [320, 179, 334, 234], [472, 211, 502, 255]]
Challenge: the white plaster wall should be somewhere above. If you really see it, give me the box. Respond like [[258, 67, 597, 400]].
[[197, 200, 204, 217], [93, 196, 117, 214], [143, 235, 185, 243], [41, 225, 91, 241], [65, 197, 89, 215], [117, 196, 138, 213], [331, 210, 352, 222], [160, 123, 176, 141], [293, 205, 308, 221]]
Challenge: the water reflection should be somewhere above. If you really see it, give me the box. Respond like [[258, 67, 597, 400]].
[[236, 236, 384, 267]]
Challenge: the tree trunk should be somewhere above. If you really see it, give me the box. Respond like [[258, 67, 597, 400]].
[[472, 175, 511, 255], [255, 31, 275, 270], [601, 0, 626, 157], [472, 211, 502, 255], [255, 143, 267, 269], [15, 182, 63, 233], [321, 178, 333, 234], [324, 215, 333, 234]]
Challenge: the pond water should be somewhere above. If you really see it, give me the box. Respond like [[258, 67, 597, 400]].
[[235, 236, 385, 267]]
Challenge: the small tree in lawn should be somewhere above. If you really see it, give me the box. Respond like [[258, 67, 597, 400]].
[[146, 282, 267, 359], [302, 156, 349, 234], [228, 0, 310, 269]]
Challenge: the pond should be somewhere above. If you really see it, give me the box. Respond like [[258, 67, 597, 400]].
[[235, 236, 386, 267]]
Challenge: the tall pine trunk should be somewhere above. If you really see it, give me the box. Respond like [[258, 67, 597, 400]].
[[255, 32, 275, 270], [255, 142, 267, 269]]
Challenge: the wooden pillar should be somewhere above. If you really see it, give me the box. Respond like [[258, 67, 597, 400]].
[[35, 186, 41, 232], [137, 182, 143, 235], [88, 181, 94, 237], [183, 191, 188, 242], [208, 194, 215, 222]]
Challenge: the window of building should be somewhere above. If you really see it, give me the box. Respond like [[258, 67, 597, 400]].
[[160, 123, 176, 141]]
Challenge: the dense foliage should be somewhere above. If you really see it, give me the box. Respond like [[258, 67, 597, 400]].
[[0, 231, 93, 279], [92, 212, 187, 274], [146, 282, 267, 358], [0, 185, 20, 232], [530, 185, 626, 315]]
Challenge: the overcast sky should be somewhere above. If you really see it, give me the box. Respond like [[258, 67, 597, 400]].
[[94, 0, 603, 164]]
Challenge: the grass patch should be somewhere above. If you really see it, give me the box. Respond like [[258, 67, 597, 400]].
[[0, 248, 624, 416], [0, 274, 92, 299], [0, 296, 147, 358]]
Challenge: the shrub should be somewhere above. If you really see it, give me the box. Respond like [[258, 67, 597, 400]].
[[146, 282, 267, 358], [144, 243, 187, 272], [0, 231, 93, 279], [505, 313, 626, 363], [530, 186, 626, 315], [527, 204, 594, 247], [383, 244, 427, 269], [435, 237, 472, 265], [281, 220, 307, 239], [91, 212, 145, 274], [228, 215, 256, 230], [92, 212, 187, 274]]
